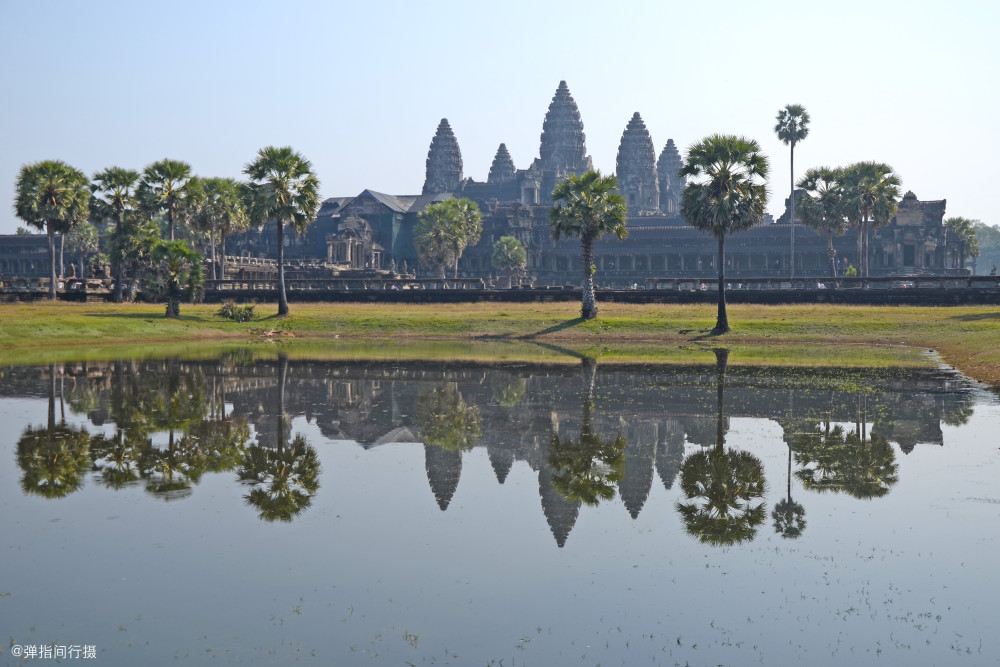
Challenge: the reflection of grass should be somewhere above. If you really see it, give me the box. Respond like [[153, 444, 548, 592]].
[[0, 302, 997, 384]]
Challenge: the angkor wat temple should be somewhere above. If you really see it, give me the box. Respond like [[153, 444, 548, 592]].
[[0, 82, 956, 286], [229, 80, 955, 287]]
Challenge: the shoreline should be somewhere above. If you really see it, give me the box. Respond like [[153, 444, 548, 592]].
[[0, 301, 996, 387]]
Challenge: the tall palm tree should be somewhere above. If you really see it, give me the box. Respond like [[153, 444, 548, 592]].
[[14, 160, 90, 300], [150, 240, 204, 318], [797, 167, 847, 277], [243, 146, 321, 316], [138, 159, 192, 241], [840, 162, 901, 278], [90, 166, 141, 302], [188, 177, 249, 280], [680, 135, 770, 334], [775, 104, 810, 279], [549, 170, 628, 320]]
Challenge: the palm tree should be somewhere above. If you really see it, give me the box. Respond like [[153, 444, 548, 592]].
[[239, 435, 321, 522], [14, 160, 90, 300], [944, 217, 980, 272], [65, 220, 99, 280], [150, 240, 204, 317], [138, 159, 192, 241], [549, 170, 628, 320], [840, 162, 901, 278], [90, 166, 141, 302], [243, 146, 321, 316], [774, 105, 810, 279], [797, 167, 847, 277], [491, 235, 527, 288], [680, 135, 770, 334], [188, 177, 250, 279]]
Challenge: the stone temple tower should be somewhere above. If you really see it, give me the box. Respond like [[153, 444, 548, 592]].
[[616, 112, 660, 214], [423, 118, 463, 195], [488, 143, 516, 184], [657, 139, 685, 215], [537, 81, 593, 178]]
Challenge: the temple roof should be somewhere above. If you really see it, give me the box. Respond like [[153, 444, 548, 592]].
[[617, 112, 658, 175], [488, 143, 517, 184]]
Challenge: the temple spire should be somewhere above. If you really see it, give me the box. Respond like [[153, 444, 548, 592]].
[[657, 139, 685, 215], [537, 81, 593, 177], [616, 112, 660, 215], [423, 118, 463, 195], [488, 143, 516, 184]]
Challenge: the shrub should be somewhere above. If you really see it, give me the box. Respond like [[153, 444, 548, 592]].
[[218, 300, 256, 322]]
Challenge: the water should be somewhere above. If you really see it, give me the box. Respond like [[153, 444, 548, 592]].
[[1, 353, 998, 665]]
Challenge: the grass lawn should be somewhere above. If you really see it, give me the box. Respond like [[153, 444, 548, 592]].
[[0, 301, 996, 386]]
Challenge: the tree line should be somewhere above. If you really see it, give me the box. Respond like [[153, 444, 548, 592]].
[[13, 147, 320, 316]]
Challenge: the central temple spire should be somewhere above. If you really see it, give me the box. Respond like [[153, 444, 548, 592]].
[[537, 81, 593, 177], [616, 112, 659, 214], [423, 118, 463, 195]]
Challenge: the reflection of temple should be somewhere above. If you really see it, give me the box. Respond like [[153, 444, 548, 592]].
[[6, 358, 981, 545], [225, 81, 957, 285]]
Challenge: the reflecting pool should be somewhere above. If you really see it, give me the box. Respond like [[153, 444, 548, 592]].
[[1, 352, 998, 665]]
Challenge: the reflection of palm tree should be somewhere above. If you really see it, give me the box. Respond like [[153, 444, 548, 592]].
[[772, 443, 806, 539], [239, 435, 320, 522], [17, 424, 91, 498], [676, 349, 768, 546], [16, 365, 91, 498], [547, 356, 626, 506], [490, 373, 526, 408], [89, 431, 147, 489], [793, 425, 898, 499]]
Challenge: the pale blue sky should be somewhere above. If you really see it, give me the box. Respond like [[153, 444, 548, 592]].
[[2, 0, 997, 233]]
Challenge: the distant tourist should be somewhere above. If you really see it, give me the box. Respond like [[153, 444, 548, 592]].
[[991, 265, 997, 276]]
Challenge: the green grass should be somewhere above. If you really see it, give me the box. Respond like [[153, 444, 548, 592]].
[[0, 301, 996, 385]]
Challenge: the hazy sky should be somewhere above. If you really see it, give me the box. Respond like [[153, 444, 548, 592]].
[[2, 0, 997, 234]]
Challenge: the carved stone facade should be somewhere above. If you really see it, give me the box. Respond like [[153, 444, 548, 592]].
[[657, 139, 685, 215]]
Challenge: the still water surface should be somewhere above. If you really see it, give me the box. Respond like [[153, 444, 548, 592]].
[[1, 352, 998, 665]]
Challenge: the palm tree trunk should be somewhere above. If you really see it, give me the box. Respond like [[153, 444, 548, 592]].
[[713, 235, 729, 334], [714, 348, 729, 449], [219, 233, 227, 280], [581, 233, 597, 319], [827, 230, 837, 277], [47, 224, 57, 300], [277, 220, 289, 316], [209, 227, 217, 283], [168, 206, 175, 242], [855, 223, 863, 277], [59, 234, 65, 280], [789, 142, 795, 281]]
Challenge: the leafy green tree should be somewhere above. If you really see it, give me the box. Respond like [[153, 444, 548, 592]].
[[90, 166, 142, 301], [138, 159, 192, 241], [797, 167, 847, 277], [491, 235, 527, 288], [414, 197, 482, 279], [944, 217, 980, 272], [149, 240, 204, 317], [775, 104, 810, 279], [549, 170, 628, 320], [243, 146, 321, 316], [187, 177, 250, 279], [840, 162, 901, 278], [680, 135, 770, 334], [973, 221, 1000, 275], [14, 160, 90, 299]]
